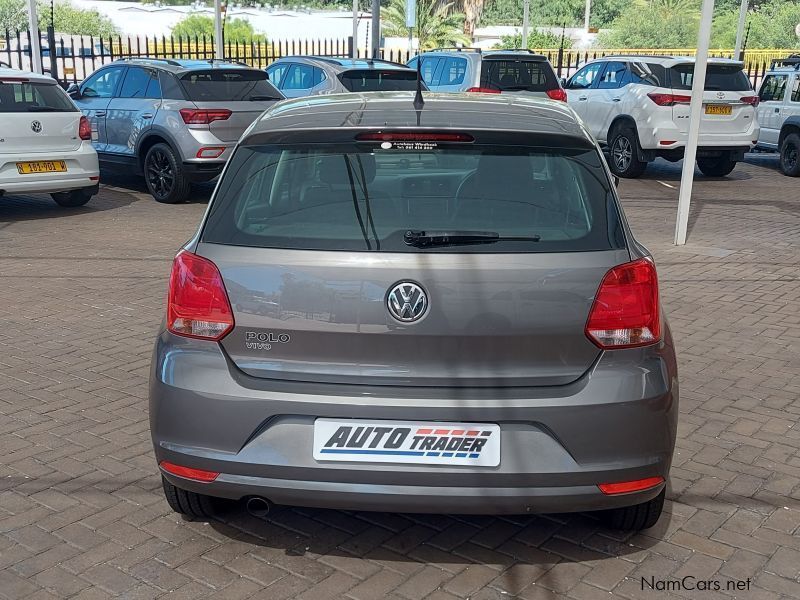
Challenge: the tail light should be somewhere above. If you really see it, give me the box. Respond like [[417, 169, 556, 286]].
[[179, 108, 232, 124], [740, 95, 759, 107], [167, 250, 234, 340], [647, 92, 691, 106], [78, 115, 91, 140], [585, 258, 661, 349], [466, 87, 501, 94], [599, 476, 664, 495], [546, 88, 567, 102]]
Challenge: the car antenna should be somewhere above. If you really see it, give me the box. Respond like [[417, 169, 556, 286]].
[[413, 54, 424, 111]]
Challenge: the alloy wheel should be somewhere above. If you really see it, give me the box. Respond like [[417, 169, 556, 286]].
[[146, 149, 174, 200], [784, 142, 798, 172], [612, 136, 632, 172]]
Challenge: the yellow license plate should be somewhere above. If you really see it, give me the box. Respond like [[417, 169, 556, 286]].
[[16, 160, 67, 174], [705, 104, 732, 116]]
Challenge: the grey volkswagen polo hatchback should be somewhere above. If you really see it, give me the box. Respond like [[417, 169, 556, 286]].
[[150, 91, 678, 530]]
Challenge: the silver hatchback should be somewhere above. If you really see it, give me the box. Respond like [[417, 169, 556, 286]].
[[149, 92, 678, 530]]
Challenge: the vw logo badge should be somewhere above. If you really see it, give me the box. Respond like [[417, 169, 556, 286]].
[[387, 281, 428, 323], [716, 92, 725, 99], [31, 120, 42, 133]]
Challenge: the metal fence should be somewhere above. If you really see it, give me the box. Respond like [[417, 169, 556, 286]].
[[1, 29, 796, 91]]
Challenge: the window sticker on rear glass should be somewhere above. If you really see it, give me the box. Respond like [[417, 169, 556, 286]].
[[379, 141, 438, 151]]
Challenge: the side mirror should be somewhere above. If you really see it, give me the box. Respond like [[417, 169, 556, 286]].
[[559, 77, 568, 88], [612, 175, 620, 187], [66, 83, 81, 99]]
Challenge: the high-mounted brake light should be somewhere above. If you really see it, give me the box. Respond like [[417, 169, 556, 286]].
[[546, 88, 568, 102], [466, 87, 501, 94], [0, 76, 30, 82], [740, 95, 759, 107], [78, 115, 91, 140], [585, 258, 661, 349], [356, 132, 474, 142], [160, 461, 219, 483], [598, 476, 664, 495], [179, 108, 232, 124], [167, 250, 234, 340], [647, 92, 691, 106]]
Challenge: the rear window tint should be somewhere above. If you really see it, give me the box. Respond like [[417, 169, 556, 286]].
[[669, 64, 751, 91], [179, 69, 281, 101], [201, 141, 623, 253], [0, 80, 76, 112], [338, 70, 419, 92], [480, 59, 557, 92]]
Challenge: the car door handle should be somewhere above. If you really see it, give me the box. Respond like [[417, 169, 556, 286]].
[[612, 97, 622, 102], [775, 108, 781, 113], [141, 113, 153, 119], [578, 96, 588, 101], [95, 111, 106, 117]]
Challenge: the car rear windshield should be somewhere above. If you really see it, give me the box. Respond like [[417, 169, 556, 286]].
[[0, 79, 76, 112], [480, 58, 558, 92], [338, 69, 419, 92], [201, 139, 624, 253], [179, 69, 281, 101], [669, 64, 751, 91]]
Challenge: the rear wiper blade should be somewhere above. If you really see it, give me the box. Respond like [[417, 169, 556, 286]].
[[249, 95, 280, 101], [403, 230, 540, 248]]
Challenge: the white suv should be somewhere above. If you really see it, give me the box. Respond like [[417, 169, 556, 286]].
[[564, 56, 759, 178], [755, 55, 800, 176], [1, 67, 99, 207]]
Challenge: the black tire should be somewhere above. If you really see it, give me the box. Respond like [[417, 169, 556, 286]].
[[601, 488, 665, 531], [608, 127, 647, 178], [161, 476, 215, 519], [51, 189, 93, 207], [779, 133, 800, 177], [144, 143, 191, 204], [697, 156, 737, 177]]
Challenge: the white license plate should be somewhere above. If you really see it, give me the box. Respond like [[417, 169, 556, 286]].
[[313, 419, 501, 466]]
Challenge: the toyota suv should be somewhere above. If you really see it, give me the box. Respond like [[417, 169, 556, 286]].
[[70, 58, 284, 203], [565, 56, 759, 178], [408, 49, 566, 100], [755, 54, 800, 176], [149, 92, 678, 530]]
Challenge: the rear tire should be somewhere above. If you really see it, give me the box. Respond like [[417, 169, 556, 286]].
[[162, 476, 215, 519], [144, 143, 191, 204], [697, 156, 737, 177], [601, 488, 665, 531], [608, 127, 647, 178], [779, 133, 800, 177], [51, 188, 93, 207]]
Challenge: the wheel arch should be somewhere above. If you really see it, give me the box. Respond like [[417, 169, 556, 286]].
[[778, 118, 800, 148], [608, 115, 638, 141], [136, 128, 184, 173]]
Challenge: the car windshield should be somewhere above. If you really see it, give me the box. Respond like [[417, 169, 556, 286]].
[[480, 59, 557, 92], [179, 69, 281, 101], [338, 70, 420, 92], [0, 79, 76, 112], [669, 64, 752, 91], [201, 140, 623, 253]]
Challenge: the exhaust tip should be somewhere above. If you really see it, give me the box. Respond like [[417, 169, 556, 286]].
[[245, 496, 272, 518]]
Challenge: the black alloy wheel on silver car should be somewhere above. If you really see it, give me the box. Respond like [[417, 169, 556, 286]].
[[609, 126, 647, 178], [144, 143, 191, 204], [780, 133, 800, 177]]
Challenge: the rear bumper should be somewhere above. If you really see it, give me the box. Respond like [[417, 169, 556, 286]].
[[0, 142, 99, 195], [181, 160, 227, 182], [639, 124, 759, 154], [150, 330, 678, 515]]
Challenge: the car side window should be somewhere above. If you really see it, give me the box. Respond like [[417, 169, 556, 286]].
[[568, 63, 603, 90], [145, 70, 162, 98], [81, 67, 124, 98], [597, 61, 627, 89], [119, 67, 155, 98], [267, 63, 288, 88], [440, 57, 467, 86], [283, 63, 318, 90], [791, 76, 800, 103], [420, 57, 440, 85], [759, 75, 788, 102], [311, 66, 326, 87]]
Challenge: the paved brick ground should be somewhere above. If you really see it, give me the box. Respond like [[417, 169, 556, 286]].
[[1, 157, 799, 600]]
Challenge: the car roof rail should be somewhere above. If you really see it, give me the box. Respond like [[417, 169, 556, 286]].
[[116, 57, 181, 67], [426, 47, 482, 53], [771, 54, 800, 70]]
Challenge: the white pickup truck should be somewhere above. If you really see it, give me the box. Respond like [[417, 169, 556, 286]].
[[755, 54, 800, 176]]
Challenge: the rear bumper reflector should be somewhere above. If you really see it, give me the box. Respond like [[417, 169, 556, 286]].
[[598, 476, 664, 495], [160, 460, 220, 482]]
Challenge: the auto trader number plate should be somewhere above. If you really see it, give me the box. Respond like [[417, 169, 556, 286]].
[[705, 104, 732, 116], [16, 160, 67, 174], [313, 419, 501, 466]]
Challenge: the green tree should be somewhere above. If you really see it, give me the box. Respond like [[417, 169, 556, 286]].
[[482, 0, 626, 29], [1, 0, 117, 35], [170, 14, 265, 42], [597, 0, 701, 48], [382, 0, 470, 50], [495, 29, 572, 49], [713, 0, 800, 48]]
